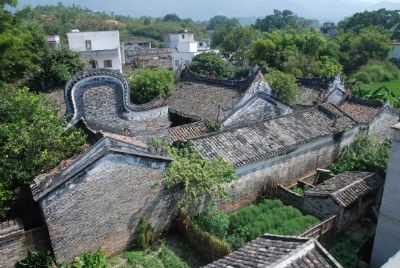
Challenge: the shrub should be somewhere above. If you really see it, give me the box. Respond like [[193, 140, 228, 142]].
[[194, 205, 229, 240], [128, 68, 174, 104], [153, 139, 235, 212], [62, 250, 109, 268], [190, 52, 235, 79], [15, 251, 55, 268], [123, 251, 163, 268], [159, 245, 190, 268], [265, 70, 299, 105], [351, 61, 400, 84], [133, 217, 156, 250], [330, 135, 391, 175]]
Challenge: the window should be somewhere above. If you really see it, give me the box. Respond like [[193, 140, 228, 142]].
[[199, 42, 203, 46], [89, 60, 97, 68], [182, 34, 185, 39], [175, 60, 180, 67], [85, 40, 92, 50], [103, 60, 112, 68]]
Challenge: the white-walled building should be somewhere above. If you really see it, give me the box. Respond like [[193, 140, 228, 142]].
[[47, 35, 61, 49], [166, 32, 213, 71], [67, 30, 123, 72], [390, 41, 400, 60]]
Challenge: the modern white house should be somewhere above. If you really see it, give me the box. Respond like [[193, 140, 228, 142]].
[[67, 30, 123, 72], [47, 35, 61, 49], [166, 32, 213, 71]]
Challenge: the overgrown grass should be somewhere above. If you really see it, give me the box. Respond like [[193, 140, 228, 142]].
[[122, 244, 190, 268], [328, 234, 369, 268], [194, 199, 319, 250]]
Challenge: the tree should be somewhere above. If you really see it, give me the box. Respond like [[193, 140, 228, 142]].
[[221, 27, 258, 53], [207, 15, 239, 31], [253, 10, 315, 32], [265, 70, 299, 105], [0, 84, 87, 217], [190, 52, 235, 79], [163, 13, 181, 22], [336, 26, 392, 74], [128, 68, 174, 104], [0, 0, 17, 9], [153, 139, 235, 212], [338, 8, 400, 39], [248, 29, 342, 77]]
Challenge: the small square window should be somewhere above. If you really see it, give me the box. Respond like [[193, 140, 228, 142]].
[[104, 60, 112, 68], [182, 34, 185, 39], [85, 40, 92, 50]]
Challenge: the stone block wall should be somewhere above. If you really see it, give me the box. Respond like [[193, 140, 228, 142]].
[[38, 153, 176, 263], [0, 219, 51, 268], [218, 129, 358, 212]]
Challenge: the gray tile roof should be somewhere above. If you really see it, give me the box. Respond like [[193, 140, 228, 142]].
[[192, 104, 357, 168], [168, 121, 210, 143], [305, 172, 384, 207], [203, 234, 342, 268], [338, 97, 384, 125]]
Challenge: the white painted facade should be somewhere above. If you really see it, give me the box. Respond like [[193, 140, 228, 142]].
[[67, 30, 123, 72]]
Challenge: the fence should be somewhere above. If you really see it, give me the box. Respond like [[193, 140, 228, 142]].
[[300, 215, 337, 244]]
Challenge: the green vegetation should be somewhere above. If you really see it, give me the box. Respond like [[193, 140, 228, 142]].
[[265, 70, 299, 105], [128, 68, 174, 104], [207, 15, 239, 31], [15, 251, 55, 268], [328, 234, 368, 268], [122, 244, 189, 268], [133, 217, 156, 250], [190, 52, 235, 79], [29, 4, 208, 44], [358, 80, 400, 97], [253, 9, 316, 32], [330, 135, 391, 175], [338, 8, 400, 39], [195, 199, 319, 250], [248, 29, 342, 77], [153, 139, 235, 212], [61, 250, 109, 268], [0, 85, 87, 217], [290, 184, 311, 195], [350, 61, 400, 85]]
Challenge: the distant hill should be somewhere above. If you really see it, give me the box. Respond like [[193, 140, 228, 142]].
[[16, 0, 400, 21]]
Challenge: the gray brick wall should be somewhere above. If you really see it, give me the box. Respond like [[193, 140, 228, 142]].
[[218, 128, 358, 212], [0, 220, 51, 268], [38, 153, 176, 264]]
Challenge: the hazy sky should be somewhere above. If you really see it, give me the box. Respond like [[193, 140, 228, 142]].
[[17, 0, 400, 21]]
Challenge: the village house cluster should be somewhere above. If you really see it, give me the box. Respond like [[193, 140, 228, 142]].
[[1, 29, 400, 268]]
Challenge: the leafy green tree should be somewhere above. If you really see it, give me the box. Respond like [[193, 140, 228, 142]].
[[163, 14, 181, 22], [207, 15, 239, 31], [0, 0, 16, 9], [190, 52, 235, 79], [128, 68, 174, 104], [350, 61, 400, 84], [336, 26, 391, 74], [0, 85, 87, 217], [338, 8, 400, 39], [265, 70, 299, 105], [153, 139, 235, 212], [253, 10, 315, 32], [248, 29, 342, 77], [15, 251, 55, 268]]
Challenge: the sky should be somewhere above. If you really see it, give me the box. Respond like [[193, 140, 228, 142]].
[[16, 0, 400, 22]]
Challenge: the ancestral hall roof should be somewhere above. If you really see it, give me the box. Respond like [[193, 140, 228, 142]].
[[168, 121, 210, 143], [294, 77, 332, 107], [203, 234, 342, 268], [305, 172, 384, 207], [192, 104, 357, 168], [166, 68, 265, 122], [338, 96, 391, 126]]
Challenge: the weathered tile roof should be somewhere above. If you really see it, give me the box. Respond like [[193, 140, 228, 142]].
[[338, 97, 384, 125], [203, 234, 342, 268], [168, 121, 210, 143], [294, 77, 331, 107], [192, 104, 357, 168], [305, 172, 384, 207], [167, 81, 244, 122]]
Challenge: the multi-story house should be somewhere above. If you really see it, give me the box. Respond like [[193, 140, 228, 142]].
[[67, 30, 123, 72]]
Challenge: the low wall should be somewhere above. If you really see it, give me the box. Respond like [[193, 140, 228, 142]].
[[276, 185, 304, 211], [300, 215, 337, 245], [218, 128, 358, 212], [0, 219, 51, 268]]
